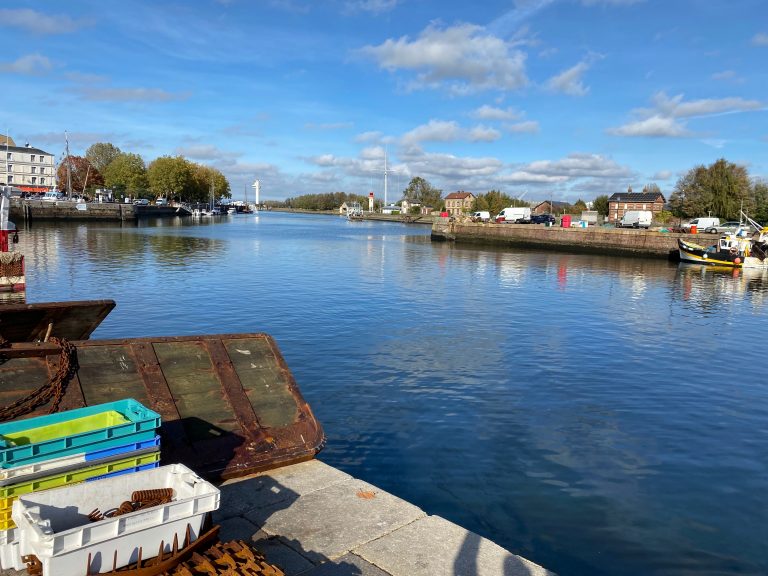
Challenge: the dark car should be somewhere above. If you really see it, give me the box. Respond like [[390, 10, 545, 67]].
[[531, 214, 556, 225]]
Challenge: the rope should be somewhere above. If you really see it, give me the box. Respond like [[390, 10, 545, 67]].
[[0, 337, 79, 422]]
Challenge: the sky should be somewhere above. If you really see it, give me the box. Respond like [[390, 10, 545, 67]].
[[1, 0, 766, 203]]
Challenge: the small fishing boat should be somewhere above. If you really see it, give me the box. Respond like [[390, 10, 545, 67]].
[[678, 214, 768, 269]]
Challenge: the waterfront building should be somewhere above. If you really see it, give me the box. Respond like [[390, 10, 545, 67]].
[[1, 134, 56, 195], [533, 200, 570, 215], [607, 187, 665, 223], [444, 191, 475, 216]]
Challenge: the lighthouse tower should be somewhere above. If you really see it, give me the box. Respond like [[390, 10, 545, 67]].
[[251, 179, 260, 212], [368, 192, 374, 212]]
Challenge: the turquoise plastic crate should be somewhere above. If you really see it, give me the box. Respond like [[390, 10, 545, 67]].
[[0, 399, 160, 469]]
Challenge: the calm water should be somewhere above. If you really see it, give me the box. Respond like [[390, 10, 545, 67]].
[[12, 213, 768, 576]]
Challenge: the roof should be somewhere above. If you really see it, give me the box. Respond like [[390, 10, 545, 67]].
[[445, 191, 474, 200], [534, 200, 569, 208], [4, 144, 53, 156], [608, 192, 665, 203]]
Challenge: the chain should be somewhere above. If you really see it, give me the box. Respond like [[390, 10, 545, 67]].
[[0, 337, 79, 422]]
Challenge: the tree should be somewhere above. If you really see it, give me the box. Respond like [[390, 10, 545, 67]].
[[56, 156, 104, 195], [85, 143, 122, 173], [473, 190, 513, 216], [671, 159, 751, 219], [147, 156, 194, 201], [593, 194, 609, 217], [642, 183, 662, 195], [752, 180, 768, 224], [190, 164, 231, 203], [103, 153, 148, 197], [572, 198, 588, 212], [403, 177, 442, 209]]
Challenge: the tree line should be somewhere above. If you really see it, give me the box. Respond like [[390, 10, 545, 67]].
[[56, 142, 231, 203]]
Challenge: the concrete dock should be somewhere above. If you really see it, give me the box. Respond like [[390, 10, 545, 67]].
[[1, 459, 553, 576]]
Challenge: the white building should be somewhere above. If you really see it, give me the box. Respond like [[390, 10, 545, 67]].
[[1, 135, 56, 194]]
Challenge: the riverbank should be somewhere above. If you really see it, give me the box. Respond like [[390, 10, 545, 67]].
[[431, 219, 706, 259]]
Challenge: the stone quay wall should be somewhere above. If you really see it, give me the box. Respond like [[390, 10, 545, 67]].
[[432, 220, 706, 259]]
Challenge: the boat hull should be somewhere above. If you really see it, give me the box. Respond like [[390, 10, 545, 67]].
[[678, 238, 744, 267]]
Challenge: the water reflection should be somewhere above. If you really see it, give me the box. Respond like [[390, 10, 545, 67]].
[[672, 264, 768, 313]]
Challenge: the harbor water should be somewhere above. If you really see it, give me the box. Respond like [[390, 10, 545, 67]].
[[12, 213, 768, 576]]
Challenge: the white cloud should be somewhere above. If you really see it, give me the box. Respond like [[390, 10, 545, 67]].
[[468, 125, 502, 142], [345, 0, 399, 13], [608, 115, 691, 137], [0, 54, 52, 75], [470, 105, 521, 121], [402, 119, 503, 144], [505, 120, 540, 133], [545, 54, 602, 96], [521, 153, 633, 179], [608, 91, 764, 137], [581, 0, 644, 5], [652, 170, 673, 180], [751, 32, 768, 46], [75, 87, 191, 102], [354, 131, 384, 143], [359, 23, 528, 94], [0, 8, 89, 35], [711, 70, 742, 83], [175, 144, 241, 161], [701, 139, 727, 149]]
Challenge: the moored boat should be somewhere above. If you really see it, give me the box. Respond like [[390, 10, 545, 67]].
[[678, 216, 768, 269]]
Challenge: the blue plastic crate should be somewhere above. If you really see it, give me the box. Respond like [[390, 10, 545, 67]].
[[85, 460, 160, 482], [0, 399, 160, 469], [0, 436, 162, 487]]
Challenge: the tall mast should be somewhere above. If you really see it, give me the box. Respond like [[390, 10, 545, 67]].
[[65, 131, 72, 196], [4, 129, 8, 187], [383, 147, 388, 209]]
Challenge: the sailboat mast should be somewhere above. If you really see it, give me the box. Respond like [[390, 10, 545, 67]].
[[65, 131, 72, 197], [383, 148, 388, 209]]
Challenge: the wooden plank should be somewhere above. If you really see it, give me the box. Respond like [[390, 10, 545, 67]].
[[0, 300, 115, 342]]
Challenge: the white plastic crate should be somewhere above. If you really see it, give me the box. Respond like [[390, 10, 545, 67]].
[[0, 527, 25, 571], [12, 463, 219, 576]]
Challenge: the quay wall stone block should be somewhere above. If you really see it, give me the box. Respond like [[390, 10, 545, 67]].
[[432, 221, 709, 259], [10, 200, 136, 221]]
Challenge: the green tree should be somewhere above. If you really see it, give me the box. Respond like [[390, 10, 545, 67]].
[[85, 143, 122, 173], [190, 164, 231, 204], [403, 177, 442, 209], [752, 180, 768, 224], [593, 194, 609, 217], [473, 190, 513, 216], [573, 198, 588, 212], [671, 159, 751, 219], [103, 153, 148, 197], [147, 156, 194, 201]]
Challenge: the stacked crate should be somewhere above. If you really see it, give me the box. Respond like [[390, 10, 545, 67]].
[[0, 399, 161, 570]]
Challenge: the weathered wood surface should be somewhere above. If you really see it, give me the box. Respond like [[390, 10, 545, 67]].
[[0, 333, 325, 480], [0, 299, 115, 342]]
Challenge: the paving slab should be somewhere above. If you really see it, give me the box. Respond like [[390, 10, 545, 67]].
[[355, 515, 555, 576], [300, 552, 392, 576], [245, 477, 426, 564], [218, 459, 352, 518], [251, 530, 315, 576]]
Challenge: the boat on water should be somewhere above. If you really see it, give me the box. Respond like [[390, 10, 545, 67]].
[[678, 214, 768, 269], [346, 201, 364, 221]]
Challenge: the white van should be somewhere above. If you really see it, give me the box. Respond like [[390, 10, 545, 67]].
[[682, 217, 720, 232], [617, 210, 652, 229], [495, 206, 531, 223], [470, 211, 491, 222]]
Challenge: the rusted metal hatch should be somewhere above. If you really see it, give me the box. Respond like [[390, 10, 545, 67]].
[[0, 299, 115, 343], [0, 333, 325, 480]]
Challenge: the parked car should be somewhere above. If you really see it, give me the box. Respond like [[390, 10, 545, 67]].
[[133, 198, 149, 205], [470, 211, 491, 222], [155, 198, 168, 206], [530, 214, 556, 225], [704, 220, 741, 234]]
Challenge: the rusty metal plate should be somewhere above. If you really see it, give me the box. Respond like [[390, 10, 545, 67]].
[[0, 333, 325, 480], [0, 299, 115, 342]]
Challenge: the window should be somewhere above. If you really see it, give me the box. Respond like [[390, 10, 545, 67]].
[[642, 204, 646, 210], [40, 178, 45, 184], [7, 165, 12, 173], [31, 176, 36, 184], [39, 155, 45, 163], [6, 153, 10, 160], [7, 175, 12, 183], [31, 166, 37, 174], [30, 154, 35, 162]]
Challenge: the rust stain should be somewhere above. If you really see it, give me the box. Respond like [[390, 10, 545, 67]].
[[356, 490, 376, 500]]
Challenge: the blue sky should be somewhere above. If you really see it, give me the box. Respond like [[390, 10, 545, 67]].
[[1, 0, 766, 203]]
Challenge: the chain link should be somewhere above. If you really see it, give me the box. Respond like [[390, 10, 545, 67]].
[[0, 337, 79, 422]]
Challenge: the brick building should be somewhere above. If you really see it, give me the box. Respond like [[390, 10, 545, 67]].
[[607, 188, 665, 223]]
